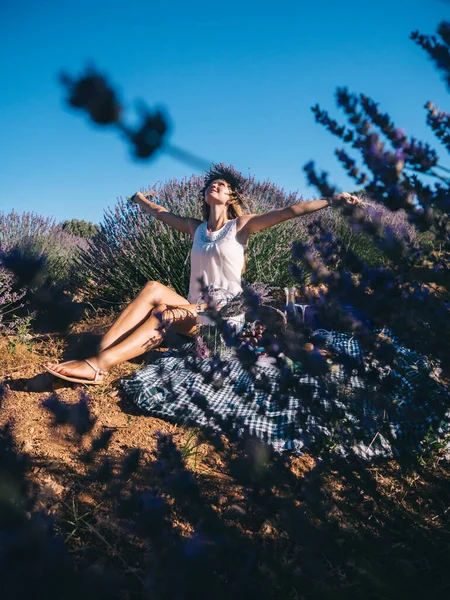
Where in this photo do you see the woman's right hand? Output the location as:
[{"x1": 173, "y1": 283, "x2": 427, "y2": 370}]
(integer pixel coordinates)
[
  {"x1": 130, "y1": 191, "x2": 150, "y2": 207},
  {"x1": 130, "y1": 191, "x2": 159, "y2": 213}
]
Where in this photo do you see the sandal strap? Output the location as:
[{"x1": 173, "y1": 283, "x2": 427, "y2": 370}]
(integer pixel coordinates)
[{"x1": 84, "y1": 359, "x2": 107, "y2": 382}]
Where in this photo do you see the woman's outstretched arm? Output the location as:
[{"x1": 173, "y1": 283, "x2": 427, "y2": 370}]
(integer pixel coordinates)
[
  {"x1": 131, "y1": 192, "x2": 202, "y2": 237},
  {"x1": 236, "y1": 193, "x2": 360, "y2": 238}
]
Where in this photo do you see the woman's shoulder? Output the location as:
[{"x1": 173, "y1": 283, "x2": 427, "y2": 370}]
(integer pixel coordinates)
[{"x1": 235, "y1": 214, "x2": 256, "y2": 232}]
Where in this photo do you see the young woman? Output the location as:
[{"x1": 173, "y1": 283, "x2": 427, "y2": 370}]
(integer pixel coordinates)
[{"x1": 44, "y1": 165, "x2": 359, "y2": 384}]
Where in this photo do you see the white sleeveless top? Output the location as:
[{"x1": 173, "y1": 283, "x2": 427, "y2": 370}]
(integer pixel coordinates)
[{"x1": 188, "y1": 219, "x2": 245, "y2": 303}]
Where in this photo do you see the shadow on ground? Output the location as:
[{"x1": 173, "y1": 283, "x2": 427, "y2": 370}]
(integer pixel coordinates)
[{"x1": 2, "y1": 403, "x2": 450, "y2": 600}]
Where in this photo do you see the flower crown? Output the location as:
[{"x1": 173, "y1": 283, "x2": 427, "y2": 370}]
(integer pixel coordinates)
[{"x1": 202, "y1": 163, "x2": 246, "y2": 196}]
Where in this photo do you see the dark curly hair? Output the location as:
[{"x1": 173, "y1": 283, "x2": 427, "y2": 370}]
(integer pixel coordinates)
[{"x1": 200, "y1": 163, "x2": 248, "y2": 221}]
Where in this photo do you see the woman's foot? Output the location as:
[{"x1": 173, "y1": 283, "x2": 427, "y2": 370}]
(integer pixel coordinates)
[{"x1": 44, "y1": 358, "x2": 108, "y2": 384}]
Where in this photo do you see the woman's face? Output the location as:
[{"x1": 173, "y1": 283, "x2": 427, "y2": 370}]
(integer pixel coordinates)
[{"x1": 204, "y1": 179, "x2": 231, "y2": 206}]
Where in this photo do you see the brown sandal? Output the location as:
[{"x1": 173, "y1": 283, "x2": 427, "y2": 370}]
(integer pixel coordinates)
[{"x1": 43, "y1": 359, "x2": 108, "y2": 386}]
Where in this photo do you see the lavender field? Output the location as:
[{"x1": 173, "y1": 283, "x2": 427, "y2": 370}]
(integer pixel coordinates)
[{"x1": 0, "y1": 17, "x2": 449, "y2": 600}]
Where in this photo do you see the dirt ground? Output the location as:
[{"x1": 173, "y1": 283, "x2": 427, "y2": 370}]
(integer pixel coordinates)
[
  {"x1": 0, "y1": 316, "x2": 259, "y2": 492},
  {"x1": 0, "y1": 318, "x2": 316, "y2": 582},
  {"x1": 2, "y1": 316, "x2": 450, "y2": 599}
]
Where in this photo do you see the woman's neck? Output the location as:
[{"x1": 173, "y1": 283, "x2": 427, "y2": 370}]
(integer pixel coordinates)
[{"x1": 207, "y1": 205, "x2": 229, "y2": 232}]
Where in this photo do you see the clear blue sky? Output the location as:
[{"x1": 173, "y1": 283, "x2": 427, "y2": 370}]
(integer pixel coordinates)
[{"x1": 1, "y1": 0, "x2": 449, "y2": 223}]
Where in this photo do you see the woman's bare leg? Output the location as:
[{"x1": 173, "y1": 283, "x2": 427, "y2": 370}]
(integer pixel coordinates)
[
  {"x1": 99, "y1": 281, "x2": 190, "y2": 352},
  {"x1": 45, "y1": 304, "x2": 198, "y2": 382}
]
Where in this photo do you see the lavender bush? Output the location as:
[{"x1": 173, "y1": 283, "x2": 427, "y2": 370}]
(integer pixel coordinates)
[
  {"x1": 0, "y1": 211, "x2": 88, "y2": 287},
  {"x1": 0, "y1": 211, "x2": 88, "y2": 331},
  {"x1": 301, "y1": 22, "x2": 450, "y2": 366},
  {"x1": 75, "y1": 179, "x2": 200, "y2": 304},
  {"x1": 0, "y1": 267, "x2": 27, "y2": 333}
]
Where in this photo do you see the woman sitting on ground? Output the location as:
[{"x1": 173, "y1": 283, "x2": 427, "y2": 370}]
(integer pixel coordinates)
[{"x1": 45, "y1": 165, "x2": 359, "y2": 384}]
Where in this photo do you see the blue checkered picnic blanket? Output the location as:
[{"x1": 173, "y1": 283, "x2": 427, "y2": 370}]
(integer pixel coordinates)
[{"x1": 120, "y1": 330, "x2": 449, "y2": 460}]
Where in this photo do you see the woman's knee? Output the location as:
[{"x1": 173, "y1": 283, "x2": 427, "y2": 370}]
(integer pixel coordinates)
[{"x1": 140, "y1": 280, "x2": 163, "y2": 303}]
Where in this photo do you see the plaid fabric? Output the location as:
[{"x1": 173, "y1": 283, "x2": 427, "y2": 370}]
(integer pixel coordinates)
[{"x1": 120, "y1": 330, "x2": 449, "y2": 460}]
